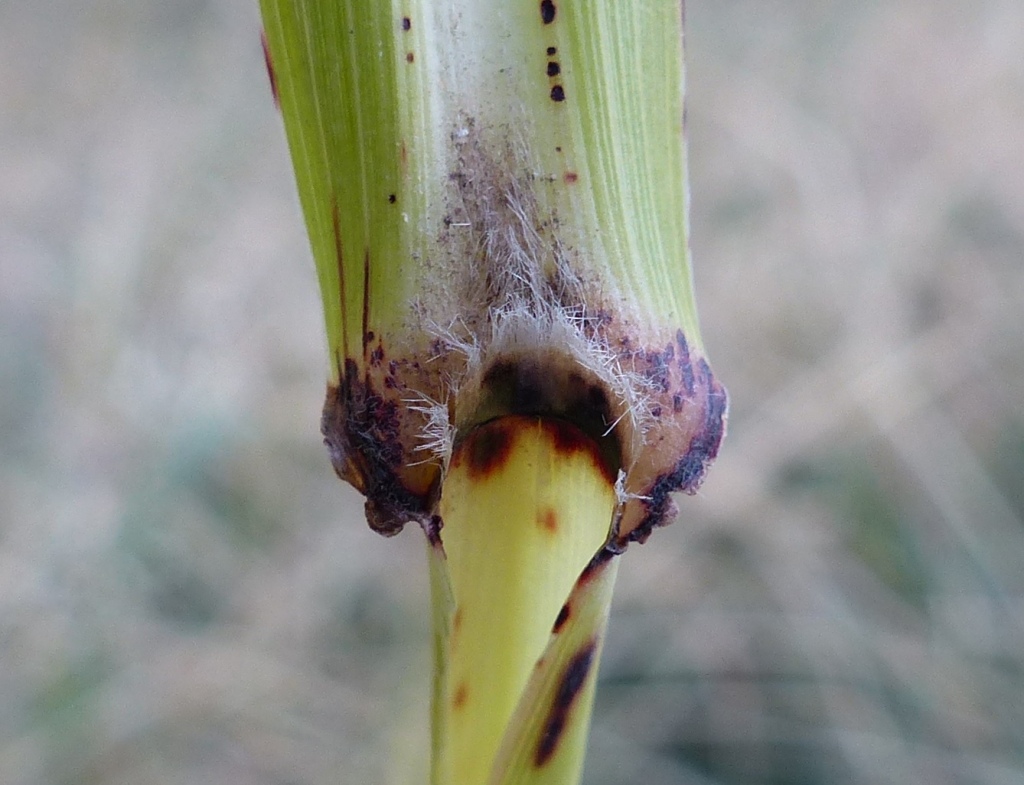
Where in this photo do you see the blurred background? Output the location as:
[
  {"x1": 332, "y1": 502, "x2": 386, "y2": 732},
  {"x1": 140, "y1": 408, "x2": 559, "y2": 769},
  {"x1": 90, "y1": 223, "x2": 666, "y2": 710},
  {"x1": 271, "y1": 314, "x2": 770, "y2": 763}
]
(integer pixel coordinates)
[{"x1": 2, "y1": 0, "x2": 1022, "y2": 783}]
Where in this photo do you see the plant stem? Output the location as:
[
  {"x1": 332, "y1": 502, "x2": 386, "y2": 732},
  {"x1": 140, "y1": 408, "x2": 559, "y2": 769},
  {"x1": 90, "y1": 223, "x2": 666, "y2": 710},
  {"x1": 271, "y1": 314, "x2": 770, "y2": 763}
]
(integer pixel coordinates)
[
  {"x1": 259, "y1": 1, "x2": 726, "y2": 782},
  {"x1": 431, "y1": 416, "x2": 617, "y2": 783}
]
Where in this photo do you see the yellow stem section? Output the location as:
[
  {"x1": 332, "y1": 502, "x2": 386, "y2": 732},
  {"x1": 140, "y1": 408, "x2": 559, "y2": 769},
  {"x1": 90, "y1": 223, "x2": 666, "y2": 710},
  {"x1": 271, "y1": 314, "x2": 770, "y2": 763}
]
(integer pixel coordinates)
[{"x1": 434, "y1": 415, "x2": 617, "y2": 785}]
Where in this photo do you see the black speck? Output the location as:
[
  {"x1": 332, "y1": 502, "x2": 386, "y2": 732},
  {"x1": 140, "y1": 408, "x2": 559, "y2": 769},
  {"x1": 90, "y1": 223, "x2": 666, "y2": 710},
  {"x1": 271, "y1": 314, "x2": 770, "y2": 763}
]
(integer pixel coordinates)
[
  {"x1": 547, "y1": 61, "x2": 560, "y2": 77},
  {"x1": 547, "y1": 46, "x2": 557, "y2": 56},
  {"x1": 540, "y1": 0, "x2": 556, "y2": 25},
  {"x1": 388, "y1": 194, "x2": 396, "y2": 204},
  {"x1": 550, "y1": 84, "x2": 565, "y2": 102},
  {"x1": 401, "y1": 17, "x2": 411, "y2": 31}
]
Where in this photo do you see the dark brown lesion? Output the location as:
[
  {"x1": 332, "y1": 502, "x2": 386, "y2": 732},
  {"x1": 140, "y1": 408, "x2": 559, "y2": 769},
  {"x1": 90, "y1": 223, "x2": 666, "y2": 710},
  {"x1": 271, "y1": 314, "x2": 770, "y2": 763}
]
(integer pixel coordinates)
[
  {"x1": 534, "y1": 639, "x2": 598, "y2": 767},
  {"x1": 624, "y1": 358, "x2": 727, "y2": 546},
  {"x1": 452, "y1": 681, "x2": 469, "y2": 710},
  {"x1": 474, "y1": 360, "x2": 621, "y2": 483},
  {"x1": 424, "y1": 514, "x2": 443, "y2": 547},
  {"x1": 321, "y1": 358, "x2": 441, "y2": 536},
  {"x1": 452, "y1": 414, "x2": 615, "y2": 491},
  {"x1": 260, "y1": 30, "x2": 279, "y2": 108},
  {"x1": 361, "y1": 248, "x2": 371, "y2": 359},
  {"x1": 537, "y1": 506, "x2": 559, "y2": 534},
  {"x1": 330, "y1": 200, "x2": 351, "y2": 358},
  {"x1": 464, "y1": 419, "x2": 516, "y2": 479},
  {"x1": 579, "y1": 545, "x2": 616, "y2": 583},
  {"x1": 452, "y1": 606, "x2": 464, "y2": 637},
  {"x1": 551, "y1": 602, "x2": 570, "y2": 633},
  {"x1": 676, "y1": 329, "x2": 695, "y2": 396},
  {"x1": 579, "y1": 321, "x2": 726, "y2": 546},
  {"x1": 546, "y1": 419, "x2": 612, "y2": 479}
]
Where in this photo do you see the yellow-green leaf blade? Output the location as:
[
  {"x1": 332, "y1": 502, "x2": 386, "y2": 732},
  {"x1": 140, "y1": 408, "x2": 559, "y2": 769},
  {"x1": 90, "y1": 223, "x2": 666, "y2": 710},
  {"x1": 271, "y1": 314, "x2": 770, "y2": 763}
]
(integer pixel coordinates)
[
  {"x1": 260, "y1": 1, "x2": 428, "y2": 377},
  {"x1": 490, "y1": 553, "x2": 619, "y2": 785},
  {"x1": 436, "y1": 416, "x2": 618, "y2": 785}
]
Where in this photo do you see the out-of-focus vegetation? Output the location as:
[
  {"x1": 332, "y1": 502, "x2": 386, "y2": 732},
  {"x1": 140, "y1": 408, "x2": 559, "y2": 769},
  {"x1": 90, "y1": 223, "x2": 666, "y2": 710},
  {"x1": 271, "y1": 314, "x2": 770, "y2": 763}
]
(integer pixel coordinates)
[{"x1": 1, "y1": 1, "x2": 1022, "y2": 783}]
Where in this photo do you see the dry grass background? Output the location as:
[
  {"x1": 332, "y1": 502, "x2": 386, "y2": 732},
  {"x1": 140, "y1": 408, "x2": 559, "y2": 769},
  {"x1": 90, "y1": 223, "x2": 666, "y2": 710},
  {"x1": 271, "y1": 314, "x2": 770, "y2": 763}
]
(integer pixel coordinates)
[{"x1": 2, "y1": 1, "x2": 1023, "y2": 783}]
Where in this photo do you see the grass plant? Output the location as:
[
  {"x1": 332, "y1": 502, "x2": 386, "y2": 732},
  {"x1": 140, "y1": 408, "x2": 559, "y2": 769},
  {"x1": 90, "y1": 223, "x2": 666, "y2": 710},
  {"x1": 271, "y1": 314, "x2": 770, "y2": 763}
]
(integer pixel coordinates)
[{"x1": 259, "y1": 2, "x2": 725, "y2": 782}]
